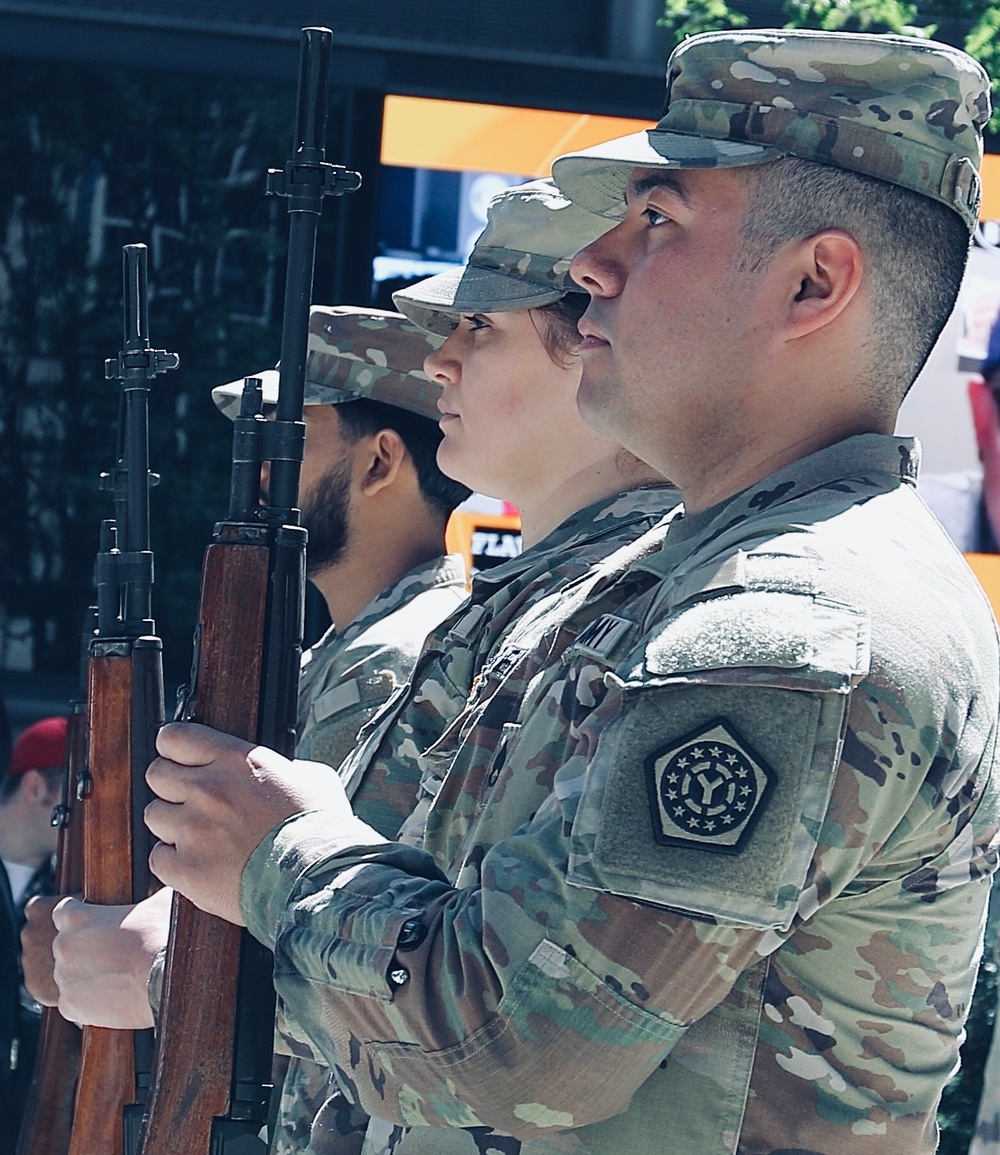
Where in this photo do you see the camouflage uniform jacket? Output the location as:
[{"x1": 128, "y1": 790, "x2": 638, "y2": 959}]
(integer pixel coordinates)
[
  {"x1": 295, "y1": 553, "x2": 468, "y2": 773},
  {"x1": 273, "y1": 552, "x2": 466, "y2": 1155},
  {"x1": 244, "y1": 435, "x2": 1000, "y2": 1155},
  {"x1": 271, "y1": 488, "x2": 678, "y2": 1153},
  {"x1": 337, "y1": 486, "x2": 679, "y2": 841}
]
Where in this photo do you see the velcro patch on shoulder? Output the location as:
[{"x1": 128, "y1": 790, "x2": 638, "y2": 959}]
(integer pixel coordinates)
[
  {"x1": 312, "y1": 678, "x2": 362, "y2": 722},
  {"x1": 637, "y1": 592, "x2": 870, "y2": 693},
  {"x1": 567, "y1": 680, "x2": 850, "y2": 930},
  {"x1": 445, "y1": 602, "x2": 489, "y2": 644},
  {"x1": 645, "y1": 719, "x2": 774, "y2": 853}
]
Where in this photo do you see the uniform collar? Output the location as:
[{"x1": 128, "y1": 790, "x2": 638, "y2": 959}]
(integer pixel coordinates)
[
  {"x1": 334, "y1": 552, "x2": 467, "y2": 647},
  {"x1": 470, "y1": 484, "x2": 680, "y2": 592},
  {"x1": 637, "y1": 434, "x2": 920, "y2": 580}
]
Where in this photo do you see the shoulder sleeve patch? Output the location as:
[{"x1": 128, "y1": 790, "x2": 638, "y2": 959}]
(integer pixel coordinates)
[
  {"x1": 645, "y1": 718, "x2": 775, "y2": 853},
  {"x1": 567, "y1": 681, "x2": 851, "y2": 931}
]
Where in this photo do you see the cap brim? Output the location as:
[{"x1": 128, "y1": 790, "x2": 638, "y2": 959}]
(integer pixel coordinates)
[
  {"x1": 211, "y1": 368, "x2": 280, "y2": 420},
  {"x1": 212, "y1": 368, "x2": 362, "y2": 421},
  {"x1": 212, "y1": 366, "x2": 443, "y2": 422},
  {"x1": 552, "y1": 129, "x2": 780, "y2": 216},
  {"x1": 394, "y1": 264, "x2": 565, "y2": 336}
]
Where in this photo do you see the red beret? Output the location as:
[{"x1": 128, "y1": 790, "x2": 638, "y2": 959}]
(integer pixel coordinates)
[{"x1": 10, "y1": 716, "x2": 68, "y2": 777}]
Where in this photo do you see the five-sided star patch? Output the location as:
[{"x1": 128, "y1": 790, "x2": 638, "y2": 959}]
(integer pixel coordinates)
[{"x1": 644, "y1": 719, "x2": 775, "y2": 854}]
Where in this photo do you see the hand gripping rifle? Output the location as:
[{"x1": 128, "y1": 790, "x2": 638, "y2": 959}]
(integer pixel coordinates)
[
  {"x1": 66, "y1": 243, "x2": 175, "y2": 1155},
  {"x1": 136, "y1": 28, "x2": 360, "y2": 1155},
  {"x1": 16, "y1": 611, "x2": 93, "y2": 1155}
]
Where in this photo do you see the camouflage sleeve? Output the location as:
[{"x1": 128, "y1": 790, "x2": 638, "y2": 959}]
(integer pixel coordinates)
[
  {"x1": 241, "y1": 577, "x2": 998, "y2": 1141},
  {"x1": 244, "y1": 811, "x2": 712, "y2": 1136},
  {"x1": 270, "y1": 1056, "x2": 367, "y2": 1155}
]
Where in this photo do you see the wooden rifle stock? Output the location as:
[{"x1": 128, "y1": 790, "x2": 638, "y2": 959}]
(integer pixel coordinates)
[
  {"x1": 137, "y1": 27, "x2": 360, "y2": 1155},
  {"x1": 16, "y1": 675, "x2": 89, "y2": 1155},
  {"x1": 64, "y1": 243, "x2": 175, "y2": 1155},
  {"x1": 69, "y1": 645, "x2": 163, "y2": 1155},
  {"x1": 138, "y1": 544, "x2": 271, "y2": 1153}
]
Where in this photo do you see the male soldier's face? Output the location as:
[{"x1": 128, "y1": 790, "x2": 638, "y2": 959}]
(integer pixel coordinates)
[
  {"x1": 270, "y1": 404, "x2": 353, "y2": 576},
  {"x1": 570, "y1": 165, "x2": 775, "y2": 487}
]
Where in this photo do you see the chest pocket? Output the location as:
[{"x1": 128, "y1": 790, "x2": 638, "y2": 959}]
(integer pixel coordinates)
[{"x1": 566, "y1": 586, "x2": 871, "y2": 931}]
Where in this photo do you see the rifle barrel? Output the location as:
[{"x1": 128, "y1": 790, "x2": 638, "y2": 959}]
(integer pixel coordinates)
[
  {"x1": 137, "y1": 25, "x2": 360, "y2": 1155},
  {"x1": 67, "y1": 244, "x2": 174, "y2": 1155}
]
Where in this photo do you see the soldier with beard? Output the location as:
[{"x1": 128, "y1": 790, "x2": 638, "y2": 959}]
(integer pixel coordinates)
[
  {"x1": 211, "y1": 305, "x2": 472, "y2": 770},
  {"x1": 21, "y1": 305, "x2": 471, "y2": 1030}
]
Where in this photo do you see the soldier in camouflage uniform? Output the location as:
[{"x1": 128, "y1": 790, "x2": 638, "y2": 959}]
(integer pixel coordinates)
[
  {"x1": 271, "y1": 180, "x2": 677, "y2": 1153},
  {"x1": 24, "y1": 305, "x2": 470, "y2": 1035},
  {"x1": 220, "y1": 305, "x2": 470, "y2": 1151},
  {"x1": 338, "y1": 178, "x2": 677, "y2": 840},
  {"x1": 140, "y1": 29, "x2": 1000, "y2": 1155},
  {"x1": 209, "y1": 304, "x2": 468, "y2": 776}
]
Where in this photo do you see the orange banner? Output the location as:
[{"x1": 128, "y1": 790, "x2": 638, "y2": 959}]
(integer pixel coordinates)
[
  {"x1": 382, "y1": 95, "x2": 652, "y2": 179},
  {"x1": 383, "y1": 94, "x2": 1000, "y2": 222},
  {"x1": 966, "y1": 552, "x2": 1000, "y2": 621}
]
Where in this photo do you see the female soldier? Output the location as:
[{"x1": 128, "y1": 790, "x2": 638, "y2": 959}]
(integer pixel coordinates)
[{"x1": 273, "y1": 178, "x2": 679, "y2": 1154}]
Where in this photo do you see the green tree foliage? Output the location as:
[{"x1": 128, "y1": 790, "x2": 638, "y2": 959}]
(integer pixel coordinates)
[
  {"x1": 784, "y1": 0, "x2": 920, "y2": 32},
  {"x1": 659, "y1": 0, "x2": 1000, "y2": 131},
  {"x1": 0, "y1": 61, "x2": 348, "y2": 679},
  {"x1": 967, "y1": 5, "x2": 1000, "y2": 131},
  {"x1": 661, "y1": 0, "x2": 748, "y2": 39}
]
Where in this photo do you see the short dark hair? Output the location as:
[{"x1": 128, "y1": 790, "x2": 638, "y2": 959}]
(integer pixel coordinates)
[
  {"x1": 532, "y1": 293, "x2": 589, "y2": 366},
  {"x1": 334, "y1": 398, "x2": 471, "y2": 519},
  {"x1": 737, "y1": 157, "x2": 970, "y2": 408}
]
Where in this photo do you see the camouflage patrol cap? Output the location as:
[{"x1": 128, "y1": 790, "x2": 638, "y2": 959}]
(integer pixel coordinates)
[
  {"x1": 392, "y1": 178, "x2": 611, "y2": 337},
  {"x1": 212, "y1": 305, "x2": 444, "y2": 421},
  {"x1": 552, "y1": 29, "x2": 991, "y2": 231}
]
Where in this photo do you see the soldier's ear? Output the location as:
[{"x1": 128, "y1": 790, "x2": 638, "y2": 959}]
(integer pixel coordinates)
[
  {"x1": 359, "y1": 429, "x2": 406, "y2": 496},
  {"x1": 784, "y1": 230, "x2": 863, "y2": 341},
  {"x1": 18, "y1": 769, "x2": 50, "y2": 805}
]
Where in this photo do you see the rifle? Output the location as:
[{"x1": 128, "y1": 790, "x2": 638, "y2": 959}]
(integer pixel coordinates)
[
  {"x1": 15, "y1": 611, "x2": 93, "y2": 1155},
  {"x1": 136, "y1": 28, "x2": 360, "y2": 1155},
  {"x1": 66, "y1": 243, "x2": 176, "y2": 1155}
]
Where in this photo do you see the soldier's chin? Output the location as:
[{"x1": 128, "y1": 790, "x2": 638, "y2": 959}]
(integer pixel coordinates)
[{"x1": 576, "y1": 372, "x2": 617, "y2": 438}]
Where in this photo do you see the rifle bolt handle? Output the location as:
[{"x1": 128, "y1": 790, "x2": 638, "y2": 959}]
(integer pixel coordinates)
[{"x1": 75, "y1": 770, "x2": 92, "y2": 801}]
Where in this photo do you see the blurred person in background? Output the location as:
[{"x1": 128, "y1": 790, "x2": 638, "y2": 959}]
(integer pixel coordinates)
[
  {"x1": 917, "y1": 307, "x2": 1000, "y2": 1155},
  {"x1": 0, "y1": 716, "x2": 63, "y2": 1152},
  {"x1": 920, "y1": 309, "x2": 1000, "y2": 552},
  {"x1": 924, "y1": 308, "x2": 1000, "y2": 1155}
]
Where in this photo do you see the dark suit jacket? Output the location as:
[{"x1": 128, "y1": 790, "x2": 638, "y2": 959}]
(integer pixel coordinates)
[{"x1": 0, "y1": 858, "x2": 54, "y2": 1154}]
